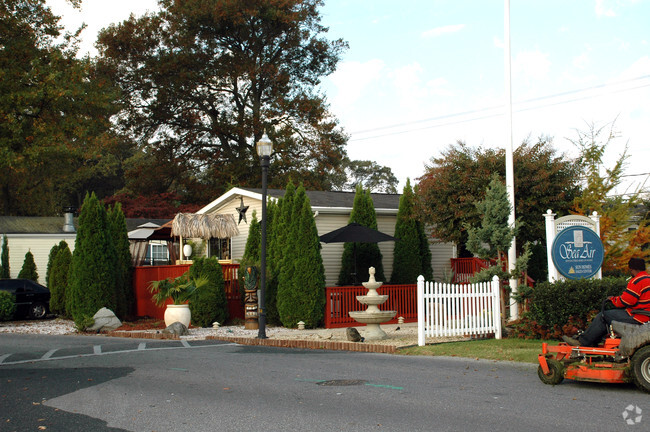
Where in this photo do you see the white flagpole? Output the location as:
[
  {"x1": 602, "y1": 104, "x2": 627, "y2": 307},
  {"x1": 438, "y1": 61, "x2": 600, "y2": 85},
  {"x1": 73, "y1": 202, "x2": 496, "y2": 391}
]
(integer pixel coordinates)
[{"x1": 504, "y1": 0, "x2": 518, "y2": 320}]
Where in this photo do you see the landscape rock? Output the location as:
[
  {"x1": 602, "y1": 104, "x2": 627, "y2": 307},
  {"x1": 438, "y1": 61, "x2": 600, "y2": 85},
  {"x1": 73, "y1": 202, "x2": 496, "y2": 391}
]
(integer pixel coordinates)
[
  {"x1": 163, "y1": 321, "x2": 189, "y2": 336},
  {"x1": 87, "y1": 308, "x2": 122, "y2": 332},
  {"x1": 346, "y1": 327, "x2": 364, "y2": 342}
]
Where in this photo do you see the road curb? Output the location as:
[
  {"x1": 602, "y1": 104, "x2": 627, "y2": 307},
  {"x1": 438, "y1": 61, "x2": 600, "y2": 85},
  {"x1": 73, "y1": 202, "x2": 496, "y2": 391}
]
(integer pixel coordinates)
[{"x1": 205, "y1": 335, "x2": 396, "y2": 353}]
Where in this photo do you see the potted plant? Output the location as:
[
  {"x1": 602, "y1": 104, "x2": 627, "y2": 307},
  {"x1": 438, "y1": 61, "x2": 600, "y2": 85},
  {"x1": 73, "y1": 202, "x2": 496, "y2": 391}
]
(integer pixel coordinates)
[{"x1": 148, "y1": 273, "x2": 208, "y2": 327}]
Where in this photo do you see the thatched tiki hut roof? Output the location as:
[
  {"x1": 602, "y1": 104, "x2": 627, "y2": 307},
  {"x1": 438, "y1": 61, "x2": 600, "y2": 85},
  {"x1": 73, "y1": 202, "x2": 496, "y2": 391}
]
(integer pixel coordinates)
[{"x1": 171, "y1": 213, "x2": 240, "y2": 239}]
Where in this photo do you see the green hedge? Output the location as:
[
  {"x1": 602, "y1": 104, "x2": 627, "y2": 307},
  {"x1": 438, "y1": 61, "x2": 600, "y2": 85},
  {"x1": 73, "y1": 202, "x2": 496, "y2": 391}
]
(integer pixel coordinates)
[
  {"x1": 188, "y1": 257, "x2": 228, "y2": 327},
  {"x1": 512, "y1": 276, "x2": 628, "y2": 339}
]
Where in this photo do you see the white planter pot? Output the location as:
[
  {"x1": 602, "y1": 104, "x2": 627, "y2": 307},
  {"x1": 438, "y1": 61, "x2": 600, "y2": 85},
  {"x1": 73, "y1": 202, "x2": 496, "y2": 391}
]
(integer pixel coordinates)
[{"x1": 164, "y1": 304, "x2": 191, "y2": 327}]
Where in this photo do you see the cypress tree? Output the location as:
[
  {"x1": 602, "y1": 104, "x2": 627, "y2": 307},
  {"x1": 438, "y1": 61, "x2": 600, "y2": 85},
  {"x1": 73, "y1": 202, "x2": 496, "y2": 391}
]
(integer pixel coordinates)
[
  {"x1": 277, "y1": 186, "x2": 325, "y2": 328},
  {"x1": 18, "y1": 251, "x2": 38, "y2": 281},
  {"x1": 45, "y1": 242, "x2": 62, "y2": 288},
  {"x1": 49, "y1": 242, "x2": 72, "y2": 316},
  {"x1": 264, "y1": 200, "x2": 281, "y2": 325},
  {"x1": 67, "y1": 192, "x2": 118, "y2": 328},
  {"x1": 1, "y1": 235, "x2": 9, "y2": 278},
  {"x1": 108, "y1": 203, "x2": 132, "y2": 318},
  {"x1": 391, "y1": 179, "x2": 424, "y2": 284},
  {"x1": 242, "y1": 210, "x2": 261, "y2": 263},
  {"x1": 338, "y1": 185, "x2": 385, "y2": 285},
  {"x1": 188, "y1": 257, "x2": 228, "y2": 326}
]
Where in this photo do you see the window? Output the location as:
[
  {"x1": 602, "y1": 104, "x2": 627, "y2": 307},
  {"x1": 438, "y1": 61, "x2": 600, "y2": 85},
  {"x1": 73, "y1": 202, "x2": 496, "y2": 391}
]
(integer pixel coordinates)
[
  {"x1": 209, "y1": 238, "x2": 231, "y2": 260},
  {"x1": 144, "y1": 241, "x2": 169, "y2": 265}
]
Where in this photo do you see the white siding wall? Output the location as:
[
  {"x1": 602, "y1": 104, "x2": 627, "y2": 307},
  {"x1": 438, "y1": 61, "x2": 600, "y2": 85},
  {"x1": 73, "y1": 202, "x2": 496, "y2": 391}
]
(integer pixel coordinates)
[
  {"x1": 204, "y1": 195, "x2": 456, "y2": 286},
  {"x1": 2, "y1": 234, "x2": 76, "y2": 285}
]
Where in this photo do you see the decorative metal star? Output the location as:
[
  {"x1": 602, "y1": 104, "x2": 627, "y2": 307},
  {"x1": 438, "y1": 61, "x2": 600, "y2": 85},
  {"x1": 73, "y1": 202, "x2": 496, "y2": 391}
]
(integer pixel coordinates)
[{"x1": 236, "y1": 197, "x2": 249, "y2": 224}]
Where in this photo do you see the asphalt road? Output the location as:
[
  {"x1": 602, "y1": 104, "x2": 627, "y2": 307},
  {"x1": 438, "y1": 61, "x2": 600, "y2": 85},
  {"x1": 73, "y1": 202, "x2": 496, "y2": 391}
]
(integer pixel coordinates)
[{"x1": 1, "y1": 334, "x2": 648, "y2": 431}]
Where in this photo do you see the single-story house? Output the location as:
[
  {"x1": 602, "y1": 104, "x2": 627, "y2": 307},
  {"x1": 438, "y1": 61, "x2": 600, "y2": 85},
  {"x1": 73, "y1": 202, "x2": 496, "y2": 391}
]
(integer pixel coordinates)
[
  {"x1": 0, "y1": 211, "x2": 171, "y2": 284},
  {"x1": 195, "y1": 187, "x2": 456, "y2": 286}
]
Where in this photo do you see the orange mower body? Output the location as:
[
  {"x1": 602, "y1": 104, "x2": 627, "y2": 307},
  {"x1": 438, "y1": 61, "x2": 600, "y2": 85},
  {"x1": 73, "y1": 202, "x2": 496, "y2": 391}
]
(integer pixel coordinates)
[{"x1": 537, "y1": 322, "x2": 650, "y2": 393}]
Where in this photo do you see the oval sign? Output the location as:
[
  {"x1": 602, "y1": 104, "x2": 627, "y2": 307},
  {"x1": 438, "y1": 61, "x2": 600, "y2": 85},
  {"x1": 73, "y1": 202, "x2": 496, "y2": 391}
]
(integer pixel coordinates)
[{"x1": 551, "y1": 225, "x2": 604, "y2": 280}]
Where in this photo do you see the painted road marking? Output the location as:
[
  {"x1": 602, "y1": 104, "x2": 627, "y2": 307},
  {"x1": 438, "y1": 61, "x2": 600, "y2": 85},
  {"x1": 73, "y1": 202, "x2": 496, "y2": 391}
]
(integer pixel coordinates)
[
  {"x1": 41, "y1": 349, "x2": 58, "y2": 360},
  {"x1": 0, "y1": 341, "x2": 239, "y2": 366}
]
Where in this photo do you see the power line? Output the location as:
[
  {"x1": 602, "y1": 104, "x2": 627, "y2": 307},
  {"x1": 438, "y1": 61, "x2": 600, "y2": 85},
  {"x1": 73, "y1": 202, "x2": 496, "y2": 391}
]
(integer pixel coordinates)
[{"x1": 348, "y1": 74, "x2": 650, "y2": 142}]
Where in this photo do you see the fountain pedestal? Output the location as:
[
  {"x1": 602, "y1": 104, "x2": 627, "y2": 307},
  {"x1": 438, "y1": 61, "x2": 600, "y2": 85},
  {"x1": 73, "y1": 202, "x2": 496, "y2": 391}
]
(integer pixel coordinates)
[{"x1": 348, "y1": 267, "x2": 396, "y2": 341}]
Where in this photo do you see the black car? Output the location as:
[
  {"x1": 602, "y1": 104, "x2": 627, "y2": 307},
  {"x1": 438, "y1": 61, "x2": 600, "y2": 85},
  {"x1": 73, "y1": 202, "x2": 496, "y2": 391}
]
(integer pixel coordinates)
[{"x1": 0, "y1": 279, "x2": 50, "y2": 319}]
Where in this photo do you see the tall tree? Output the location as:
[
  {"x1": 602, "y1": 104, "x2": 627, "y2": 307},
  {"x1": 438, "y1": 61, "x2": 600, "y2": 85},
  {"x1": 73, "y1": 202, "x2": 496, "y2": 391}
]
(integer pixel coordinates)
[
  {"x1": 391, "y1": 179, "x2": 433, "y2": 283},
  {"x1": 330, "y1": 158, "x2": 399, "y2": 193},
  {"x1": 0, "y1": 0, "x2": 124, "y2": 215},
  {"x1": 67, "y1": 192, "x2": 118, "y2": 328},
  {"x1": 97, "y1": 0, "x2": 349, "y2": 198},
  {"x1": 571, "y1": 121, "x2": 650, "y2": 274},
  {"x1": 276, "y1": 184, "x2": 325, "y2": 327},
  {"x1": 49, "y1": 241, "x2": 72, "y2": 316},
  {"x1": 45, "y1": 242, "x2": 63, "y2": 288},
  {"x1": 0, "y1": 235, "x2": 8, "y2": 278},
  {"x1": 338, "y1": 185, "x2": 385, "y2": 285},
  {"x1": 418, "y1": 138, "x2": 581, "y2": 249},
  {"x1": 108, "y1": 202, "x2": 132, "y2": 318}
]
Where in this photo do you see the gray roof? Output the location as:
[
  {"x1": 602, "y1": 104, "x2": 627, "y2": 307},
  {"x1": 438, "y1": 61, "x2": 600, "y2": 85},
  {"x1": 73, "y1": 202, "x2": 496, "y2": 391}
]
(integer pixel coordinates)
[
  {"x1": 0, "y1": 216, "x2": 171, "y2": 235},
  {"x1": 242, "y1": 188, "x2": 401, "y2": 209}
]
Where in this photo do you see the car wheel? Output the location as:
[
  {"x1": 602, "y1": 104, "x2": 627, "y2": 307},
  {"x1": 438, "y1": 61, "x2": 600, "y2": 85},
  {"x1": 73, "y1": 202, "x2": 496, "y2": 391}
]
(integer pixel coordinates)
[
  {"x1": 631, "y1": 345, "x2": 650, "y2": 393},
  {"x1": 29, "y1": 302, "x2": 47, "y2": 319}
]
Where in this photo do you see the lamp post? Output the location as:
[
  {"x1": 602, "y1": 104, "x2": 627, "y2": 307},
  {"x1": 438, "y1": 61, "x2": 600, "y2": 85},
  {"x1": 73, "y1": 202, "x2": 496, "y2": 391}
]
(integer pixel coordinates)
[{"x1": 256, "y1": 132, "x2": 273, "y2": 339}]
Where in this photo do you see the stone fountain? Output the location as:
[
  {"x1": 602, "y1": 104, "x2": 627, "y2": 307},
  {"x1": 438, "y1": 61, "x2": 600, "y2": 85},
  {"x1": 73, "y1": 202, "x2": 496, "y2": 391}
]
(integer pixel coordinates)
[{"x1": 348, "y1": 267, "x2": 397, "y2": 341}]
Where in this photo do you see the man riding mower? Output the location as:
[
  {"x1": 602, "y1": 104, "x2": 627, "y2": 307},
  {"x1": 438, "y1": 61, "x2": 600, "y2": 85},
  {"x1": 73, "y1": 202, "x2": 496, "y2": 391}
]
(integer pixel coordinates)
[{"x1": 538, "y1": 257, "x2": 650, "y2": 392}]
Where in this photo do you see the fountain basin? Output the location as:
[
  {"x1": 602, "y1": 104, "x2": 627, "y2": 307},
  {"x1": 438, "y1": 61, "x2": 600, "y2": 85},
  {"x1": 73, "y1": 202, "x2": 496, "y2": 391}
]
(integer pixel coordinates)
[
  {"x1": 348, "y1": 310, "x2": 397, "y2": 324},
  {"x1": 355, "y1": 295, "x2": 388, "y2": 306}
]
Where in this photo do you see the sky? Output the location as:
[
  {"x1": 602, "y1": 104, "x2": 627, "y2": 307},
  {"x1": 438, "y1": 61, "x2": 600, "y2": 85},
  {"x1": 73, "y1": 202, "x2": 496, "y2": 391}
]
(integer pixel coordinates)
[{"x1": 47, "y1": 0, "x2": 650, "y2": 198}]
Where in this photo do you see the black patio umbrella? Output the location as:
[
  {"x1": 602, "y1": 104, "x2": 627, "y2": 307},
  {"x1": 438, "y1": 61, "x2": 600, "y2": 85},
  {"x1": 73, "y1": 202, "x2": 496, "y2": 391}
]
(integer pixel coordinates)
[
  {"x1": 319, "y1": 223, "x2": 397, "y2": 244},
  {"x1": 319, "y1": 223, "x2": 398, "y2": 284}
]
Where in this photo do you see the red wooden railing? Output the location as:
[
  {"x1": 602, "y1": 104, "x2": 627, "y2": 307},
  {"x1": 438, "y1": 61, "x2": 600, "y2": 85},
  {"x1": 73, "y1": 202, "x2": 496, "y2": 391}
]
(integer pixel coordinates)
[
  {"x1": 132, "y1": 263, "x2": 243, "y2": 322},
  {"x1": 324, "y1": 284, "x2": 417, "y2": 328}
]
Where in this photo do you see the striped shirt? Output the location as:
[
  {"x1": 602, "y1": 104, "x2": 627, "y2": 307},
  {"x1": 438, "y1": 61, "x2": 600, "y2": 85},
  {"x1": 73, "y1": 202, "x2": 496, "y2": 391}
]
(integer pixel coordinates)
[{"x1": 611, "y1": 270, "x2": 650, "y2": 323}]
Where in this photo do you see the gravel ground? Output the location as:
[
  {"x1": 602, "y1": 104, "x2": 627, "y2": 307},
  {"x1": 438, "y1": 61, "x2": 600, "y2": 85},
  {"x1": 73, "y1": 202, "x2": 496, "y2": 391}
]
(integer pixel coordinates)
[{"x1": 0, "y1": 318, "x2": 461, "y2": 346}]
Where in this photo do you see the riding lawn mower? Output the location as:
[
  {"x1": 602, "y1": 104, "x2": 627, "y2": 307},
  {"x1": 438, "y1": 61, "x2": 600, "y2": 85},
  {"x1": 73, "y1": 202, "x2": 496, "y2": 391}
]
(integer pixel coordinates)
[{"x1": 537, "y1": 321, "x2": 650, "y2": 392}]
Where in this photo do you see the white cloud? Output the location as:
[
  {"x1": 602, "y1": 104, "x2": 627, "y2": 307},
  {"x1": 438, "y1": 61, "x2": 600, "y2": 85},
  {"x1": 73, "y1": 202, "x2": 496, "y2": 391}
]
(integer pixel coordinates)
[
  {"x1": 512, "y1": 50, "x2": 551, "y2": 82},
  {"x1": 327, "y1": 59, "x2": 385, "y2": 111},
  {"x1": 595, "y1": 0, "x2": 617, "y2": 17},
  {"x1": 421, "y1": 24, "x2": 465, "y2": 38}
]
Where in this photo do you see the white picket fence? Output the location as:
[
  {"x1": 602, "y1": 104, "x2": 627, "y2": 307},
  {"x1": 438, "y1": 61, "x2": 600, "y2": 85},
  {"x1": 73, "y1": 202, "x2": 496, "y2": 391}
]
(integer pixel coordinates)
[{"x1": 417, "y1": 275, "x2": 502, "y2": 346}]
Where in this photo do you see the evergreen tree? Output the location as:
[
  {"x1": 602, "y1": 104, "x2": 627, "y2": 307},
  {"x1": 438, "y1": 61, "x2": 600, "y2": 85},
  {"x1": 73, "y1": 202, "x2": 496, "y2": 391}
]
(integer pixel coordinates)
[
  {"x1": 266, "y1": 182, "x2": 295, "y2": 325},
  {"x1": 391, "y1": 179, "x2": 431, "y2": 284},
  {"x1": 338, "y1": 185, "x2": 385, "y2": 285},
  {"x1": 67, "y1": 192, "x2": 118, "y2": 329},
  {"x1": 108, "y1": 203, "x2": 133, "y2": 318},
  {"x1": 45, "y1": 242, "x2": 63, "y2": 288},
  {"x1": 49, "y1": 242, "x2": 72, "y2": 316},
  {"x1": 18, "y1": 251, "x2": 38, "y2": 281},
  {"x1": 417, "y1": 219, "x2": 434, "y2": 281},
  {"x1": 188, "y1": 257, "x2": 228, "y2": 326},
  {"x1": 242, "y1": 210, "x2": 261, "y2": 263},
  {"x1": 264, "y1": 200, "x2": 281, "y2": 325},
  {"x1": 276, "y1": 186, "x2": 325, "y2": 327},
  {"x1": 465, "y1": 174, "x2": 515, "y2": 262},
  {"x1": 1, "y1": 235, "x2": 9, "y2": 278}
]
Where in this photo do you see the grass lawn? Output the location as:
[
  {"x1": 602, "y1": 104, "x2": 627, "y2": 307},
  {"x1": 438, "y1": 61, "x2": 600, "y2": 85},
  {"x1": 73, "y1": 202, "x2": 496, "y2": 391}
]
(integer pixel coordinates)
[{"x1": 398, "y1": 338, "x2": 555, "y2": 363}]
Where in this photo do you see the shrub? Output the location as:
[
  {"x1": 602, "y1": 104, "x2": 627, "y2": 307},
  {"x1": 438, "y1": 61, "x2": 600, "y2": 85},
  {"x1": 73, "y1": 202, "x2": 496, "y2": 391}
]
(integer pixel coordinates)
[
  {"x1": 0, "y1": 291, "x2": 16, "y2": 321},
  {"x1": 18, "y1": 250, "x2": 38, "y2": 281},
  {"x1": 188, "y1": 257, "x2": 228, "y2": 327}
]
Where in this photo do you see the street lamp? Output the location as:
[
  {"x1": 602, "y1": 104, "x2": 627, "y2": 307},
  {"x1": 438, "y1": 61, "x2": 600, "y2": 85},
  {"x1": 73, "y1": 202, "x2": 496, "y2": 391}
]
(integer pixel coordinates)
[{"x1": 256, "y1": 132, "x2": 273, "y2": 339}]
